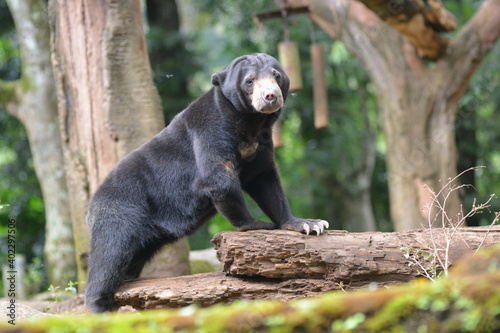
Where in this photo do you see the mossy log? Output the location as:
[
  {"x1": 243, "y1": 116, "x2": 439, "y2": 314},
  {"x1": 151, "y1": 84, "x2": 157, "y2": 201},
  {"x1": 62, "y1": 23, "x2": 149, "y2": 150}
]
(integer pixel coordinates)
[{"x1": 4, "y1": 245, "x2": 500, "y2": 333}]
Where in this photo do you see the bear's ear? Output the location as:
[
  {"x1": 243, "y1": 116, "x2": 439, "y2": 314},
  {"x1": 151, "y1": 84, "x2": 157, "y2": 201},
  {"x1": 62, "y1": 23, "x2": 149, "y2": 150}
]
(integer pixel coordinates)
[{"x1": 211, "y1": 70, "x2": 227, "y2": 86}]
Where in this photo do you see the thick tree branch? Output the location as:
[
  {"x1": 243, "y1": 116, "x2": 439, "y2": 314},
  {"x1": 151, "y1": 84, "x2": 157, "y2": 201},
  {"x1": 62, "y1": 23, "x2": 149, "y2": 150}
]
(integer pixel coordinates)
[
  {"x1": 356, "y1": 0, "x2": 455, "y2": 59},
  {"x1": 287, "y1": 0, "x2": 419, "y2": 95},
  {"x1": 289, "y1": 0, "x2": 455, "y2": 60},
  {"x1": 434, "y1": 0, "x2": 500, "y2": 106},
  {"x1": 356, "y1": 0, "x2": 456, "y2": 32}
]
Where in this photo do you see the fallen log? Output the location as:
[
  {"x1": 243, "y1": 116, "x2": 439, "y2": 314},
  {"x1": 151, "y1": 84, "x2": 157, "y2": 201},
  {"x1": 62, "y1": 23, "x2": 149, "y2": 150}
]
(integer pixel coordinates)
[
  {"x1": 213, "y1": 227, "x2": 500, "y2": 283},
  {"x1": 115, "y1": 272, "x2": 345, "y2": 310},
  {"x1": 12, "y1": 245, "x2": 499, "y2": 332},
  {"x1": 114, "y1": 226, "x2": 500, "y2": 310}
]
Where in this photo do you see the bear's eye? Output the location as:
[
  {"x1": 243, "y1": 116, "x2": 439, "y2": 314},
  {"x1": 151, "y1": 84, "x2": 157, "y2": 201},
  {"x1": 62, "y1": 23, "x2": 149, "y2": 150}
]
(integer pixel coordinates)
[
  {"x1": 245, "y1": 77, "x2": 254, "y2": 86},
  {"x1": 272, "y1": 70, "x2": 281, "y2": 81}
]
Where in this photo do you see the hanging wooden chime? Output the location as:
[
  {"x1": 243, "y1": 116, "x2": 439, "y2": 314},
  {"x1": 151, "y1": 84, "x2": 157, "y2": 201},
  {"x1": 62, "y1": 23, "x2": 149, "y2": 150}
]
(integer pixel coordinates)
[
  {"x1": 278, "y1": 41, "x2": 303, "y2": 91},
  {"x1": 274, "y1": 41, "x2": 303, "y2": 148},
  {"x1": 272, "y1": 1, "x2": 303, "y2": 148},
  {"x1": 311, "y1": 43, "x2": 329, "y2": 129},
  {"x1": 256, "y1": 3, "x2": 329, "y2": 145},
  {"x1": 272, "y1": 120, "x2": 283, "y2": 148}
]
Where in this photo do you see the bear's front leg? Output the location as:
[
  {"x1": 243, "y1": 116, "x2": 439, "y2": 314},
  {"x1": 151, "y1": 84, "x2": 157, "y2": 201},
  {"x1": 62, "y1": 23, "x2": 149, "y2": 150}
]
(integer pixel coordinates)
[
  {"x1": 244, "y1": 163, "x2": 329, "y2": 236},
  {"x1": 211, "y1": 185, "x2": 277, "y2": 231}
]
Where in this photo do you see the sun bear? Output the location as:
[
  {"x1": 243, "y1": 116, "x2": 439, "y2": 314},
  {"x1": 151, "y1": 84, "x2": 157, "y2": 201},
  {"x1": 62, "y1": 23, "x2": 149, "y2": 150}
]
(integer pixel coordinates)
[{"x1": 85, "y1": 53, "x2": 329, "y2": 312}]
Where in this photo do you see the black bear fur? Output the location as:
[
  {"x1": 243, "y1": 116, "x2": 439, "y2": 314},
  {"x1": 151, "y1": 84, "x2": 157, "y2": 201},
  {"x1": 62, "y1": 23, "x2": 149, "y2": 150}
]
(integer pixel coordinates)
[{"x1": 85, "y1": 53, "x2": 328, "y2": 312}]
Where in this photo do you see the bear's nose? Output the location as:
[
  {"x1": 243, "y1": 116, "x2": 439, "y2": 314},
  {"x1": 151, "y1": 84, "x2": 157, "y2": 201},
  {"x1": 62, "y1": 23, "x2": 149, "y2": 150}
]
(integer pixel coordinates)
[{"x1": 262, "y1": 90, "x2": 277, "y2": 102}]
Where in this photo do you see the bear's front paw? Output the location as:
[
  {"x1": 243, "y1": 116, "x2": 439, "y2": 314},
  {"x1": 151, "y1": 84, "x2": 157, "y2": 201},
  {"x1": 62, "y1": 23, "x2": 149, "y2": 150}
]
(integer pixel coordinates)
[{"x1": 281, "y1": 218, "x2": 329, "y2": 236}]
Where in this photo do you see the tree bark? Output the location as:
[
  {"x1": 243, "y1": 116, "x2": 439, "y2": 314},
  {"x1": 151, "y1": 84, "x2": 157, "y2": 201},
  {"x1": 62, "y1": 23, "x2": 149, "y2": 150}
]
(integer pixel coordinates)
[
  {"x1": 48, "y1": 0, "x2": 190, "y2": 283},
  {"x1": 289, "y1": 0, "x2": 500, "y2": 230},
  {"x1": 356, "y1": 0, "x2": 456, "y2": 59},
  {"x1": 3, "y1": 0, "x2": 76, "y2": 286},
  {"x1": 115, "y1": 272, "x2": 344, "y2": 309},
  {"x1": 114, "y1": 227, "x2": 500, "y2": 309},
  {"x1": 213, "y1": 228, "x2": 500, "y2": 281}
]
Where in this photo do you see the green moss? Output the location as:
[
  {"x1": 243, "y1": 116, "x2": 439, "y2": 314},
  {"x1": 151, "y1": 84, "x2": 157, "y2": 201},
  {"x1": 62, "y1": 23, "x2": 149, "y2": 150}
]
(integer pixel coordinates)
[
  {"x1": 189, "y1": 259, "x2": 220, "y2": 274},
  {"x1": 19, "y1": 69, "x2": 31, "y2": 93},
  {"x1": 0, "y1": 79, "x2": 18, "y2": 106}
]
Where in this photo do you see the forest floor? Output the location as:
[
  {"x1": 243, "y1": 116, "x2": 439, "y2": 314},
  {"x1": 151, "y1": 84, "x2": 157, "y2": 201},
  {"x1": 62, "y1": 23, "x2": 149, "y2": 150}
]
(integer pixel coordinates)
[{"x1": 0, "y1": 295, "x2": 87, "y2": 322}]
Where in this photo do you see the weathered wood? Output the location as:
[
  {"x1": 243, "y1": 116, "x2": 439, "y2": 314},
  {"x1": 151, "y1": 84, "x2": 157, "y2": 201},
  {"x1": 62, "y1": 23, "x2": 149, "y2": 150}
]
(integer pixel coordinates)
[
  {"x1": 114, "y1": 227, "x2": 500, "y2": 310},
  {"x1": 311, "y1": 43, "x2": 329, "y2": 129},
  {"x1": 213, "y1": 228, "x2": 500, "y2": 282},
  {"x1": 114, "y1": 272, "x2": 345, "y2": 310},
  {"x1": 278, "y1": 41, "x2": 303, "y2": 91}
]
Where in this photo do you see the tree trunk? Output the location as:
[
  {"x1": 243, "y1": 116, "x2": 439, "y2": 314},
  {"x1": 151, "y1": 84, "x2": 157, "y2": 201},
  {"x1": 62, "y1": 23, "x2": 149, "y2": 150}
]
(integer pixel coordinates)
[
  {"x1": 2, "y1": 0, "x2": 76, "y2": 286},
  {"x1": 114, "y1": 227, "x2": 500, "y2": 309},
  {"x1": 48, "y1": 0, "x2": 190, "y2": 283},
  {"x1": 289, "y1": 0, "x2": 500, "y2": 230}
]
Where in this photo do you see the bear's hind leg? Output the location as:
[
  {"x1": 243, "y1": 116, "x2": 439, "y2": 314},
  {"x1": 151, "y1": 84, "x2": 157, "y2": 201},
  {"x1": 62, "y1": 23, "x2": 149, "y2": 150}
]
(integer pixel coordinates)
[
  {"x1": 85, "y1": 248, "x2": 128, "y2": 312},
  {"x1": 124, "y1": 246, "x2": 161, "y2": 280},
  {"x1": 85, "y1": 227, "x2": 170, "y2": 312}
]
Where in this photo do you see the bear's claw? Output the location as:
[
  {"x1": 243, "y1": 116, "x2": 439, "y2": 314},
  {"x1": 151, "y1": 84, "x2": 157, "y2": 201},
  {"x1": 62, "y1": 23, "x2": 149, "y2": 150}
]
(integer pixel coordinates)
[{"x1": 282, "y1": 219, "x2": 329, "y2": 235}]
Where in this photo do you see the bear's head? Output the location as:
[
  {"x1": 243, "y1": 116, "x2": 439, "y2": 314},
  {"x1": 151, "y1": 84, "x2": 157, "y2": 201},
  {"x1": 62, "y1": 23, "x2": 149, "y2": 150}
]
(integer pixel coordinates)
[{"x1": 211, "y1": 53, "x2": 290, "y2": 114}]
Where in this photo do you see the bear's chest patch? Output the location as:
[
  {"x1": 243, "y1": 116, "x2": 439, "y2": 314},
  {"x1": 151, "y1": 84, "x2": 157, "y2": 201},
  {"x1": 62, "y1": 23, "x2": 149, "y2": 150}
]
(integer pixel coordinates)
[{"x1": 238, "y1": 141, "x2": 259, "y2": 160}]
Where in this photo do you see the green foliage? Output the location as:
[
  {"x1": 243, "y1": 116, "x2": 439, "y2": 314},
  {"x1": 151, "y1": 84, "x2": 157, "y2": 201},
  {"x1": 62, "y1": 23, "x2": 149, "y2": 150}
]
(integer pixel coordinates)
[
  {"x1": 147, "y1": 25, "x2": 199, "y2": 121},
  {"x1": 65, "y1": 281, "x2": 81, "y2": 295},
  {"x1": 189, "y1": 259, "x2": 219, "y2": 275},
  {"x1": 456, "y1": 42, "x2": 500, "y2": 226},
  {"x1": 24, "y1": 257, "x2": 45, "y2": 296},
  {"x1": 0, "y1": 37, "x2": 18, "y2": 70},
  {"x1": 0, "y1": 2, "x2": 45, "y2": 281},
  {"x1": 0, "y1": 111, "x2": 46, "y2": 262},
  {"x1": 47, "y1": 281, "x2": 82, "y2": 303},
  {"x1": 48, "y1": 284, "x2": 62, "y2": 303}
]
